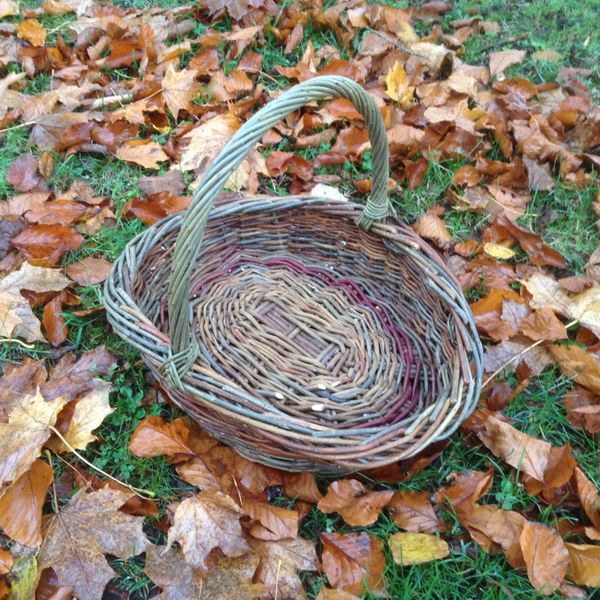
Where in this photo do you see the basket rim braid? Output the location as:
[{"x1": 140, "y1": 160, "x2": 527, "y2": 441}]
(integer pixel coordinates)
[{"x1": 104, "y1": 75, "x2": 483, "y2": 473}]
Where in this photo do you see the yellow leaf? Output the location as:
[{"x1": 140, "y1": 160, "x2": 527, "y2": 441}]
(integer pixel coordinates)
[
  {"x1": 388, "y1": 532, "x2": 449, "y2": 565},
  {"x1": 16, "y1": 18, "x2": 47, "y2": 47},
  {"x1": 385, "y1": 62, "x2": 414, "y2": 107},
  {"x1": 115, "y1": 140, "x2": 168, "y2": 170},
  {"x1": 484, "y1": 242, "x2": 516, "y2": 260}
]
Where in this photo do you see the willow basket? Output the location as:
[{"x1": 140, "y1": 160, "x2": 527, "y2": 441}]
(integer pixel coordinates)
[{"x1": 104, "y1": 76, "x2": 483, "y2": 474}]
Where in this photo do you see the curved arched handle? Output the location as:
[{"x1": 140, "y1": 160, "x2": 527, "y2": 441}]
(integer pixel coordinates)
[{"x1": 163, "y1": 75, "x2": 390, "y2": 386}]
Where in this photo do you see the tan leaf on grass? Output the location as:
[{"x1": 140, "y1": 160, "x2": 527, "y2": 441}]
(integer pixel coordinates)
[
  {"x1": 484, "y1": 339, "x2": 552, "y2": 377},
  {"x1": 243, "y1": 500, "x2": 299, "y2": 541},
  {"x1": 320, "y1": 532, "x2": 385, "y2": 595},
  {"x1": 47, "y1": 383, "x2": 114, "y2": 452},
  {"x1": 520, "y1": 522, "x2": 569, "y2": 594},
  {"x1": 478, "y1": 415, "x2": 576, "y2": 487},
  {"x1": 128, "y1": 415, "x2": 195, "y2": 457},
  {"x1": 388, "y1": 532, "x2": 449, "y2": 565},
  {"x1": 0, "y1": 290, "x2": 45, "y2": 342},
  {"x1": 317, "y1": 479, "x2": 394, "y2": 526},
  {"x1": 16, "y1": 19, "x2": 47, "y2": 47},
  {"x1": 387, "y1": 490, "x2": 440, "y2": 533},
  {"x1": 385, "y1": 61, "x2": 415, "y2": 107},
  {"x1": 66, "y1": 257, "x2": 113, "y2": 286},
  {"x1": 489, "y1": 49, "x2": 526, "y2": 78},
  {"x1": 39, "y1": 488, "x2": 148, "y2": 600},
  {"x1": 572, "y1": 467, "x2": 600, "y2": 530},
  {"x1": 433, "y1": 469, "x2": 494, "y2": 509},
  {"x1": 0, "y1": 459, "x2": 52, "y2": 547},
  {"x1": 550, "y1": 344, "x2": 600, "y2": 394},
  {"x1": 283, "y1": 471, "x2": 323, "y2": 503},
  {"x1": 144, "y1": 543, "x2": 204, "y2": 600},
  {"x1": 166, "y1": 491, "x2": 250, "y2": 570},
  {"x1": 522, "y1": 273, "x2": 600, "y2": 337},
  {"x1": 162, "y1": 63, "x2": 200, "y2": 117},
  {"x1": 0, "y1": 390, "x2": 66, "y2": 492},
  {"x1": 176, "y1": 457, "x2": 221, "y2": 491},
  {"x1": 565, "y1": 543, "x2": 600, "y2": 587},
  {"x1": 0, "y1": 263, "x2": 71, "y2": 294},
  {"x1": 115, "y1": 140, "x2": 168, "y2": 170},
  {"x1": 414, "y1": 206, "x2": 452, "y2": 249}
]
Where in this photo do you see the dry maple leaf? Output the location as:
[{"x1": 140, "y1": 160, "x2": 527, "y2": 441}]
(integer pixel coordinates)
[
  {"x1": 565, "y1": 543, "x2": 600, "y2": 587},
  {"x1": 0, "y1": 459, "x2": 52, "y2": 547},
  {"x1": 46, "y1": 382, "x2": 114, "y2": 452},
  {"x1": 489, "y1": 49, "x2": 526, "y2": 78},
  {"x1": 478, "y1": 415, "x2": 576, "y2": 487},
  {"x1": 166, "y1": 490, "x2": 250, "y2": 570},
  {"x1": 387, "y1": 490, "x2": 440, "y2": 533},
  {"x1": 484, "y1": 339, "x2": 552, "y2": 377},
  {"x1": 385, "y1": 61, "x2": 415, "y2": 107},
  {"x1": 522, "y1": 273, "x2": 600, "y2": 338},
  {"x1": 520, "y1": 522, "x2": 569, "y2": 594},
  {"x1": 317, "y1": 479, "x2": 394, "y2": 527},
  {"x1": 0, "y1": 389, "x2": 66, "y2": 492},
  {"x1": 242, "y1": 500, "x2": 299, "y2": 540},
  {"x1": 116, "y1": 140, "x2": 169, "y2": 170},
  {"x1": 39, "y1": 487, "x2": 148, "y2": 600},
  {"x1": 388, "y1": 531, "x2": 449, "y2": 566},
  {"x1": 176, "y1": 457, "x2": 221, "y2": 491},
  {"x1": 320, "y1": 532, "x2": 385, "y2": 596},
  {"x1": 128, "y1": 415, "x2": 195, "y2": 457},
  {"x1": 162, "y1": 63, "x2": 200, "y2": 117},
  {"x1": 144, "y1": 543, "x2": 204, "y2": 600}
]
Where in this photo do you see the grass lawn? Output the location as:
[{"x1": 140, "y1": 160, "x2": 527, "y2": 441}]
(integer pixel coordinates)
[{"x1": 1, "y1": 0, "x2": 599, "y2": 598}]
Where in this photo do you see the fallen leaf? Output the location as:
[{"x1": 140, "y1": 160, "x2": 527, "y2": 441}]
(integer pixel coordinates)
[
  {"x1": 162, "y1": 63, "x2": 200, "y2": 117},
  {"x1": 194, "y1": 553, "x2": 266, "y2": 599},
  {"x1": 39, "y1": 488, "x2": 148, "y2": 600},
  {"x1": 519, "y1": 307, "x2": 567, "y2": 341},
  {"x1": 42, "y1": 294, "x2": 68, "y2": 347},
  {"x1": 483, "y1": 242, "x2": 516, "y2": 260},
  {"x1": 16, "y1": 19, "x2": 47, "y2": 47},
  {"x1": 128, "y1": 415, "x2": 195, "y2": 457},
  {"x1": 532, "y1": 50, "x2": 561, "y2": 63},
  {"x1": 66, "y1": 257, "x2": 112, "y2": 286},
  {"x1": 0, "y1": 548, "x2": 12, "y2": 574},
  {"x1": 523, "y1": 273, "x2": 600, "y2": 337},
  {"x1": 0, "y1": 262, "x2": 70, "y2": 295},
  {"x1": 478, "y1": 415, "x2": 576, "y2": 487},
  {"x1": 0, "y1": 0, "x2": 19, "y2": 19},
  {"x1": 0, "y1": 390, "x2": 66, "y2": 492},
  {"x1": 320, "y1": 532, "x2": 385, "y2": 595},
  {"x1": 11, "y1": 224, "x2": 84, "y2": 266},
  {"x1": 0, "y1": 459, "x2": 52, "y2": 547},
  {"x1": 523, "y1": 156, "x2": 554, "y2": 191},
  {"x1": 317, "y1": 479, "x2": 394, "y2": 526},
  {"x1": 484, "y1": 339, "x2": 552, "y2": 377},
  {"x1": 550, "y1": 344, "x2": 600, "y2": 394},
  {"x1": 490, "y1": 49, "x2": 526, "y2": 78},
  {"x1": 388, "y1": 532, "x2": 449, "y2": 565},
  {"x1": 387, "y1": 490, "x2": 440, "y2": 532},
  {"x1": 116, "y1": 140, "x2": 168, "y2": 170},
  {"x1": 414, "y1": 206, "x2": 452, "y2": 249},
  {"x1": 283, "y1": 471, "x2": 323, "y2": 503},
  {"x1": 144, "y1": 543, "x2": 204, "y2": 600},
  {"x1": 316, "y1": 589, "x2": 361, "y2": 600},
  {"x1": 520, "y1": 522, "x2": 569, "y2": 594},
  {"x1": 572, "y1": 467, "x2": 600, "y2": 530},
  {"x1": 166, "y1": 491, "x2": 250, "y2": 570},
  {"x1": 565, "y1": 543, "x2": 600, "y2": 587},
  {"x1": 176, "y1": 457, "x2": 221, "y2": 491},
  {"x1": 243, "y1": 500, "x2": 299, "y2": 540},
  {"x1": 433, "y1": 469, "x2": 494, "y2": 509},
  {"x1": 7, "y1": 154, "x2": 43, "y2": 192},
  {"x1": 386, "y1": 61, "x2": 415, "y2": 107}
]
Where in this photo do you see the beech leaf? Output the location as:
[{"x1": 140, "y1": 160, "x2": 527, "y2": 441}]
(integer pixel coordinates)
[{"x1": 128, "y1": 415, "x2": 195, "y2": 457}]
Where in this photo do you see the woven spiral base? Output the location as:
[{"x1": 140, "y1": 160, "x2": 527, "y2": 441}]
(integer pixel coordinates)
[{"x1": 105, "y1": 197, "x2": 482, "y2": 473}]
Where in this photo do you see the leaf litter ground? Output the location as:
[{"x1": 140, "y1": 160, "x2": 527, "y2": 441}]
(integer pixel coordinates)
[{"x1": 0, "y1": 0, "x2": 599, "y2": 599}]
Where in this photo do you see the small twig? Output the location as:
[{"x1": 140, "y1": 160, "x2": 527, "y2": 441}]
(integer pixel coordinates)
[
  {"x1": 482, "y1": 319, "x2": 578, "y2": 388},
  {"x1": 274, "y1": 559, "x2": 282, "y2": 600},
  {"x1": 45, "y1": 450, "x2": 60, "y2": 514},
  {"x1": 89, "y1": 92, "x2": 134, "y2": 110},
  {"x1": 48, "y1": 425, "x2": 156, "y2": 499},
  {"x1": 0, "y1": 337, "x2": 36, "y2": 349},
  {"x1": 365, "y1": 29, "x2": 423, "y2": 59},
  {"x1": 0, "y1": 120, "x2": 37, "y2": 135}
]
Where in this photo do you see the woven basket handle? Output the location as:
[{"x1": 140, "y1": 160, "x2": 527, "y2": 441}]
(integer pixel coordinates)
[{"x1": 163, "y1": 75, "x2": 390, "y2": 386}]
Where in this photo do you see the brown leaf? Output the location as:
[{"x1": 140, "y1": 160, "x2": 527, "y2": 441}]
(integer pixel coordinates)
[
  {"x1": 489, "y1": 50, "x2": 526, "y2": 78},
  {"x1": 572, "y1": 467, "x2": 600, "y2": 530},
  {"x1": 176, "y1": 457, "x2": 221, "y2": 491},
  {"x1": 0, "y1": 548, "x2": 12, "y2": 575},
  {"x1": 243, "y1": 500, "x2": 299, "y2": 540},
  {"x1": 138, "y1": 170, "x2": 185, "y2": 196},
  {"x1": 7, "y1": 154, "x2": 43, "y2": 192},
  {"x1": 414, "y1": 206, "x2": 452, "y2": 249},
  {"x1": 484, "y1": 339, "x2": 552, "y2": 377},
  {"x1": 39, "y1": 488, "x2": 148, "y2": 600},
  {"x1": 317, "y1": 479, "x2": 394, "y2": 526},
  {"x1": 550, "y1": 344, "x2": 600, "y2": 393},
  {"x1": 16, "y1": 19, "x2": 47, "y2": 47},
  {"x1": 144, "y1": 543, "x2": 204, "y2": 600},
  {"x1": 0, "y1": 390, "x2": 66, "y2": 492},
  {"x1": 563, "y1": 386, "x2": 600, "y2": 433},
  {"x1": 128, "y1": 415, "x2": 195, "y2": 457},
  {"x1": 162, "y1": 64, "x2": 200, "y2": 117},
  {"x1": 115, "y1": 140, "x2": 168, "y2": 170},
  {"x1": 478, "y1": 415, "x2": 576, "y2": 487},
  {"x1": 43, "y1": 295, "x2": 68, "y2": 347},
  {"x1": 520, "y1": 522, "x2": 569, "y2": 594},
  {"x1": 565, "y1": 543, "x2": 600, "y2": 587},
  {"x1": 166, "y1": 491, "x2": 250, "y2": 570},
  {"x1": 321, "y1": 532, "x2": 385, "y2": 596},
  {"x1": 283, "y1": 471, "x2": 323, "y2": 503},
  {"x1": 388, "y1": 532, "x2": 449, "y2": 565},
  {"x1": 316, "y1": 589, "x2": 361, "y2": 600},
  {"x1": 433, "y1": 469, "x2": 494, "y2": 509},
  {"x1": 66, "y1": 257, "x2": 112, "y2": 286},
  {"x1": 387, "y1": 490, "x2": 440, "y2": 532},
  {"x1": 0, "y1": 459, "x2": 52, "y2": 547},
  {"x1": 523, "y1": 156, "x2": 554, "y2": 191},
  {"x1": 11, "y1": 224, "x2": 84, "y2": 266},
  {"x1": 520, "y1": 307, "x2": 568, "y2": 341}
]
